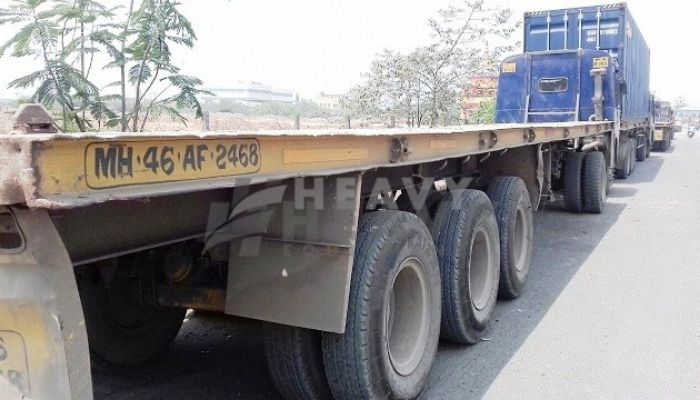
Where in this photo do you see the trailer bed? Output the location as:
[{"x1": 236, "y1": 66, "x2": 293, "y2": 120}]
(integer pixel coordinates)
[{"x1": 0, "y1": 121, "x2": 612, "y2": 209}]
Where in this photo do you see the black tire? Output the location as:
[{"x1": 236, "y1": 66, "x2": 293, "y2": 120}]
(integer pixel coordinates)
[
  {"x1": 655, "y1": 140, "x2": 670, "y2": 152},
  {"x1": 322, "y1": 211, "x2": 441, "y2": 400},
  {"x1": 636, "y1": 136, "x2": 646, "y2": 162},
  {"x1": 431, "y1": 190, "x2": 500, "y2": 344},
  {"x1": 654, "y1": 131, "x2": 671, "y2": 152},
  {"x1": 77, "y1": 266, "x2": 185, "y2": 370},
  {"x1": 615, "y1": 138, "x2": 631, "y2": 179},
  {"x1": 264, "y1": 324, "x2": 333, "y2": 400},
  {"x1": 396, "y1": 189, "x2": 444, "y2": 226},
  {"x1": 645, "y1": 138, "x2": 652, "y2": 158},
  {"x1": 486, "y1": 177, "x2": 533, "y2": 300},
  {"x1": 660, "y1": 136, "x2": 671, "y2": 152},
  {"x1": 629, "y1": 136, "x2": 637, "y2": 174},
  {"x1": 583, "y1": 152, "x2": 608, "y2": 214},
  {"x1": 563, "y1": 152, "x2": 585, "y2": 212}
]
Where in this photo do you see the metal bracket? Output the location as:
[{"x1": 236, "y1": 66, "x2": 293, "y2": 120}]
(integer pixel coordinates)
[
  {"x1": 13, "y1": 104, "x2": 57, "y2": 134},
  {"x1": 524, "y1": 129, "x2": 537, "y2": 143},
  {"x1": 479, "y1": 131, "x2": 498, "y2": 150},
  {"x1": 390, "y1": 137, "x2": 410, "y2": 163}
]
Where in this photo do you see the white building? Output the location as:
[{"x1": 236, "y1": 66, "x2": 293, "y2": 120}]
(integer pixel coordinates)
[
  {"x1": 314, "y1": 92, "x2": 344, "y2": 110},
  {"x1": 677, "y1": 106, "x2": 700, "y2": 122},
  {"x1": 205, "y1": 82, "x2": 296, "y2": 105}
]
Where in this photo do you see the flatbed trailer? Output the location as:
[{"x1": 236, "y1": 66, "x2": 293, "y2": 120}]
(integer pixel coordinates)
[
  {"x1": 652, "y1": 100, "x2": 676, "y2": 152},
  {"x1": 0, "y1": 105, "x2": 623, "y2": 400}
]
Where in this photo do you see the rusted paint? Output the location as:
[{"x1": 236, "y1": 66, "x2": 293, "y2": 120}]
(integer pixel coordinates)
[
  {"x1": 13, "y1": 104, "x2": 57, "y2": 134},
  {"x1": 157, "y1": 286, "x2": 226, "y2": 312}
]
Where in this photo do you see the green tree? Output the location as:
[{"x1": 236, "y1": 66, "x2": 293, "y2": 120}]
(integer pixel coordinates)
[
  {"x1": 121, "y1": 0, "x2": 211, "y2": 131},
  {"x1": 56, "y1": 0, "x2": 121, "y2": 128},
  {"x1": 0, "y1": 0, "x2": 107, "y2": 131},
  {"x1": 1, "y1": 0, "x2": 211, "y2": 132},
  {"x1": 345, "y1": 0, "x2": 518, "y2": 128},
  {"x1": 470, "y1": 98, "x2": 496, "y2": 124}
]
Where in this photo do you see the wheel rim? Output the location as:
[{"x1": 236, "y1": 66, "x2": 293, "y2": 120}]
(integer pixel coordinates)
[
  {"x1": 513, "y1": 208, "x2": 528, "y2": 272},
  {"x1": 386, "y1": 257, "x2": 430, "y2": 376},
  {"x1": 469, "y1": 225, "x2": 494, "y2": 311}
]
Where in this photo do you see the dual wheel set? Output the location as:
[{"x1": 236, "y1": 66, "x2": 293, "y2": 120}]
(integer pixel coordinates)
[
  {"x1": 562, "y1": 150, "x2": 609, "y2": 214},
  {"x1": 77, "y1": 155, "x2": 610, "y2": 399},
  {"x1": 265, "y1": 177, "x2": 535, "y2": 400},
  {"x1": 617, "y1": 133, "x2": 652, "y2": 181}
]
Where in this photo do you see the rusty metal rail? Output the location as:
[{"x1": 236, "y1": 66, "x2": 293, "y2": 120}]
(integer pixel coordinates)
[{"x1": 0, "y1": 121, "x2": 612, "y2": 209}]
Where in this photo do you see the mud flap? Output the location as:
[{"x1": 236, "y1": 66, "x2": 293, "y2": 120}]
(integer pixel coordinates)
[
  {"x1": 0, "y1": 207, "x2": 92, "y2": 400},
  {"x1": 224, "y1": 175, "x2": 362, "y2": 333}
]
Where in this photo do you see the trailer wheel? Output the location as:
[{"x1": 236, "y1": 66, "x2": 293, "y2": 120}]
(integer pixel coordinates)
[
  {"x1": 615, "y1": 138, "x2": 631, "y2": 179},
  {"x1": 645, "y1": 138, "x2": 652, "y2": 158},
  {"x1": 629, "y1": 137, "x2": 637, "y2": 173},
  {"x1": 264, "y1": 324, "x2": 333, "y2": 400},
  {"x1": 431, "y1": 190, "x2": 500, "y2": 344},
  {"x1": 636, "y1": 137, "x2": 646, "y2": 162},
  {"x1": 583, "y1": 152, "x2": 608, "y2": 214},
  {"x1": 655, "y1": 136, "x2": 670, "y2": 152},
  {"x1": 77, "y1": 265, "x2": 185, "y2": 370},
  {"x1": 396, "y1": 189, "x2": 444, "y2": 226},
  {"x1": 563, "y1": 152, "x2": 585, "y2": 212},
  {"x1": 322, "y1": 211, "x2": 441, "y2": 400},
  {"x1": 486, "y1": 177, "x2": 533, "y2": 300}
]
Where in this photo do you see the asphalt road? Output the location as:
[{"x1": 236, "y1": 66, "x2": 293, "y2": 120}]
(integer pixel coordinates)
[{"x1": 94, "y1": 133, "x2": 700, "y2": 400}]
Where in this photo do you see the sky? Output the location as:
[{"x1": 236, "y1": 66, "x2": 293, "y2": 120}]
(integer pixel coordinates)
[{"x1": 0, "y1": 0, "x2": 698, "y2": 106}]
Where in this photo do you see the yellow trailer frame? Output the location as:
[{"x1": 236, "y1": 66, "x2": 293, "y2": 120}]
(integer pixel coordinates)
[
  {"x1": 0, "y1": 109, "x2": 614, "y2": 399},
  {"x1": 0, "y1": 121, "x2": 611, "y2": 209}
]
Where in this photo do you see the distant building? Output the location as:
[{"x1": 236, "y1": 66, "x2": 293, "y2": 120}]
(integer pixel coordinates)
[
  {"x1": 677, "y1": 106, "x2": 700, "y2": 125},
  {"x1": 205, "y1": 82, "x2": 295, "y2": 105},
  {"x1": 314, "y1": 92, "x2": 344, "y2": 110},
  {"x1": 460, "y1": 76, "x2": 498, "y2": 122}
]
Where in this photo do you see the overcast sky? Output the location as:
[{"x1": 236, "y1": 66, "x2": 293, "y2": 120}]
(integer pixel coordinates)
[{"x1": 0, "y1": 0, "x2": 698, "y2": 105}]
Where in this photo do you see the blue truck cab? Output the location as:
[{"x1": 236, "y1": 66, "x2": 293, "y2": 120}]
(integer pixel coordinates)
[{"x1": 496, "y1": 3, "x2": 650, "y2": 126}]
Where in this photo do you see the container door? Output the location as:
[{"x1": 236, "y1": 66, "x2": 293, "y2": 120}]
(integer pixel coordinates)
[
  {"x1": 525, "y1": 6, "x2": 623, "y2": 53},
  {"x1": 527, "y1": 52, "x2": 580, "y2": 123}
]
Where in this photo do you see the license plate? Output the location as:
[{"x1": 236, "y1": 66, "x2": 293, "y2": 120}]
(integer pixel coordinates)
[
  {"x1": 654, "y1": 130, "x2": 665, "y2": 141},
  {"x1": 85, "y1": 139, "x2": 261, "y2": 189},
  {"x1": 0, "y1": 331, "x2": 30, "y2": 394}
]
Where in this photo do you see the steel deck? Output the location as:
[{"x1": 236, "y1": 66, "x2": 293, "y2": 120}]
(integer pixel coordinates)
[{"x1": 0, "y1": 121, "x2": 613, "y2": 209}]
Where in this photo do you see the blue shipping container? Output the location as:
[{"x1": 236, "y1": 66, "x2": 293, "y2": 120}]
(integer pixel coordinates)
[
  {"x1": 496, "y1": 50, "x2": 617, "y2": 123},
  {"x1": 523, "y1": 3, "x2": 650, "y2": 123}
]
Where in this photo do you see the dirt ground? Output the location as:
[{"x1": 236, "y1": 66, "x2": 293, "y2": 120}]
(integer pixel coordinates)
[{"x1": 0, "y1": 108, "x2": 382, "y2": 132}]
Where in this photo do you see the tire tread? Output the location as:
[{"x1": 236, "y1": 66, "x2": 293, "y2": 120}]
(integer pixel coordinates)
[{"x1": 563, "y1": 152, "x2": 585, "y2": 212}]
